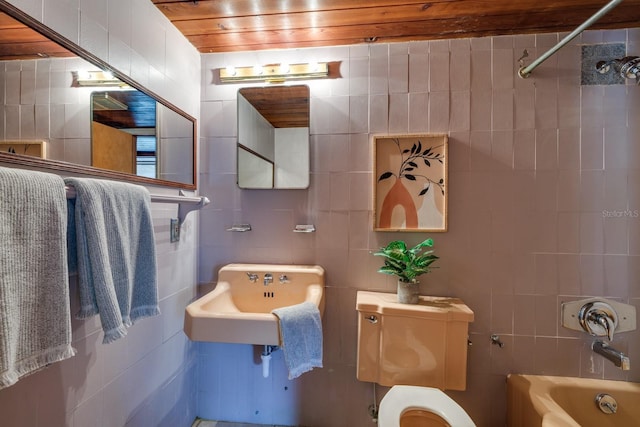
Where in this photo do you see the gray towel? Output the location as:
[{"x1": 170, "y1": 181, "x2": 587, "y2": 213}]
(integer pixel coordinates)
[
  {"x1": 65, "y1": 177, "x2": 159, "y2": 344},
  {"x1": 0, "y1": 166, "x2": 75, "y2": 390},
  {"x1": 272, "y1": 301, "x2": 323, "y2": 379}
]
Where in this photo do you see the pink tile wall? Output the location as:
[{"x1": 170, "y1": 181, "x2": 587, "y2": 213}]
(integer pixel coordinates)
[
  {"x1": 199, "y1": 29, "x2": 640, "y2": 427},
  {"x1": 0, "y1": 57, "x2": 96, "y2": 164},
  {"x1": 0, "y1": 0, "x2": 201, "y2": 425},
  {"x1": 0, "y1": 183, "x2": 199, "y2": 427}
]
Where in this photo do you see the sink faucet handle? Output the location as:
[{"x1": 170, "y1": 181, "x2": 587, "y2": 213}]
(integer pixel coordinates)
[
  {"x1": 247, "y1": 272, "x2": 259, "y2": 283},
  {"x1": 279, "y1": 275, "x2": 290, "y2": 284}
]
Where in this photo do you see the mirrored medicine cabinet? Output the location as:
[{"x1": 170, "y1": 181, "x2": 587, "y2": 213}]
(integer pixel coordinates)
[{"x1": 237, "y1": 85, "x2": 310, "y2": 189}]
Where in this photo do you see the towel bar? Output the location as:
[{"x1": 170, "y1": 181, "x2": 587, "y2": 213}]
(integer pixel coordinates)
[{"x1": 65, "y1": 185, "x2": 210, "y2": 225}]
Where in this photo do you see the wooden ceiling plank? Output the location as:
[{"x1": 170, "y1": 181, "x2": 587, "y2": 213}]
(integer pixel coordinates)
[
  {"x1": 173, "y1": 0, "x2": 630, "y2": 37},
  {"x1": 204, "y1": 38, "x2": 367, "y2": 53},
  {"x1": 239, "y1": 86, "x2": 309, "y2": 128},
  {"x1": 0, "y1": 12, "x2": 73, "y2": 59},
  {"x1": 0, "y1": 41, "x2": 72, "y2": 56},
  {"x1": 155, "y1": 0, "x2": 457, "y2": 21},
  {"x1": 155, "y1": 0, "x2": 625, "y2": 22},
  {"x1": 190, "y1": 4, "x2": 640, "y2": 52},
  {"x1": 174, "y1": 4, "x2": 433, "y2": 36},
  {"x1": 0, "y1": 27, "x2": 55, "y2": 43},
  {"x1": 0, "y1": 13, "x2": 25, "y2": 29},
  {"x1": 202, "y1": 17, "x2": 639, "y2": 53}
]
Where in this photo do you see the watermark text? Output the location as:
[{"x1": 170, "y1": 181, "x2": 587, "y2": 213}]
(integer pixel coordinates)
[{"x1": 602, "y1": 209, "x2": 639, "y2": 218}]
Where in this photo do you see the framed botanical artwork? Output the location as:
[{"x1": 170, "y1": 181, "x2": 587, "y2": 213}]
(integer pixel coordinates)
[{"x1": 373, "y1": 134, "x2": 448, "y2": 232}]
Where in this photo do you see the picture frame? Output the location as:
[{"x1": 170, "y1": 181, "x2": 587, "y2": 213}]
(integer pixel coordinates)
[{"x1": 373, "y1": 134, "x2": 448, "y2": 232}]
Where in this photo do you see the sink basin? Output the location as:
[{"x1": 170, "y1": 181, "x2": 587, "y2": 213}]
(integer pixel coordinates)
[{"x1": 184, "y1": 263, "x2": 325, "y2": 345}]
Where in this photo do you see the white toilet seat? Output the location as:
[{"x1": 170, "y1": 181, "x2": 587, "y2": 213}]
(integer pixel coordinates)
[{"x1": 378, "y1": 385, "x2": 476, "y2": 427}]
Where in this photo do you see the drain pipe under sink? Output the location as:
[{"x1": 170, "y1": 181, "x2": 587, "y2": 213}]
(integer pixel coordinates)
[{"x1": 261, "y1": 345, "x2": 278, "y2": 378}]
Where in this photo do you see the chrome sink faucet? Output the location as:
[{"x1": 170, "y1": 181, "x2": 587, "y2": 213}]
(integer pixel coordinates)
[
  {"x1": 593, "y1": 340, "x2": 630, "y2": 371},
  {"x1": 264, "y1": 273, "x2": 273, "y2": 286}
]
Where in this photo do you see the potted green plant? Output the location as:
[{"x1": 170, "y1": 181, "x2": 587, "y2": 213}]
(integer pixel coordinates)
[{"x1": 373, "y1": 238, "x2": 439, "y2": 304}]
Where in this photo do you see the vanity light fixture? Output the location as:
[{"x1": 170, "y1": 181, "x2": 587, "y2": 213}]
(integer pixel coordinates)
[
  {"x1": 91, "y1": 93, "x2": 128, "y2": 111},
  {"x1": 219, "y1": 62, "x2": 329, "y2": 83},
  {"x1": 74, "y1": 70, "x2": 129, "y2": 87}
]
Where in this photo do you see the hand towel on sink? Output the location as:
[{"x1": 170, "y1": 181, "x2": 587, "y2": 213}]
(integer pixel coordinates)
[
  {"x1": 272, "y1": 301, "x2": 323, "y2": 379},
  {"x1": 0, "y1": 166, "x2": 76, "y2": 390},
  {"x1": 65, "y1": 177, "x2": 159, "y2": 344}
]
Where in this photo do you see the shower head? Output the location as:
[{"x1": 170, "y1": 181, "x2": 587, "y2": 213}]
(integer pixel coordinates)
[{"x1": 596, "y1": 56, "x2": 640, "y2": 85}]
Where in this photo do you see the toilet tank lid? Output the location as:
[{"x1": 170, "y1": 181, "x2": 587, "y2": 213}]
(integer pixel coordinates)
[{"x1": 356, "y1": 291, "x2": 474, "y2": 322}]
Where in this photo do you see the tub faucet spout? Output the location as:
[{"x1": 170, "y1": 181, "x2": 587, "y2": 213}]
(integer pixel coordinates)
[{"x1": 592, "y1": 340, "x2": 630, "y2": 370}]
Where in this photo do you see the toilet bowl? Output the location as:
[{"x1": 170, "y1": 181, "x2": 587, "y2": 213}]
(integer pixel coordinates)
[{"x1": 378, "y1": 385, "x2": 476, "y2": 427}]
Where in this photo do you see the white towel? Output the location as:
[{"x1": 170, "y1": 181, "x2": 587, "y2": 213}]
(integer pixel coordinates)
[
  {"x1": 65, "y1": 177, "x2": 159, "y2": 344},
  {"x1": 272, "y1": 302, "x2": 323, "y2": 379},
  {"x1": 0, "y1": 166, "x2": 75, "y2": 390}
]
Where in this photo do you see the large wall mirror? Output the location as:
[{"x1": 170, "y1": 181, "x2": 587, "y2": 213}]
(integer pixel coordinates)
[
  {"x1": 237, "y1": 85, "x2": 309, "y2": 189},
  {"x1": 0, "y1": 2, "x2": 196, "y2": 189}
]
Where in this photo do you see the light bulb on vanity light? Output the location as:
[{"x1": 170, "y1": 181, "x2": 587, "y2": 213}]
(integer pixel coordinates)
[
  {"x1": 77, "y1": 70, "x2": 91, "y2": 80},
  {"x1": 217, "y1": 61, "x2": 330, "y2": 83}
]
